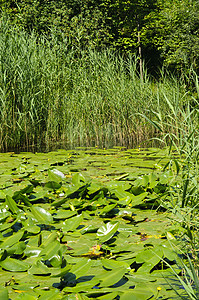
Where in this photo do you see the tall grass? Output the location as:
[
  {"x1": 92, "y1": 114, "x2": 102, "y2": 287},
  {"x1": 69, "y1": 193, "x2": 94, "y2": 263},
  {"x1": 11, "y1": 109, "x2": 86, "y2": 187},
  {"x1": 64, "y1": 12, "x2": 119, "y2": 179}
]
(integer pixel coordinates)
[
  {"x1": 0, "y1": 16, "x2": 189, "y2": 151},
  {"x1": 143, "y1": 65, "x2": 199, "y2": 297}
]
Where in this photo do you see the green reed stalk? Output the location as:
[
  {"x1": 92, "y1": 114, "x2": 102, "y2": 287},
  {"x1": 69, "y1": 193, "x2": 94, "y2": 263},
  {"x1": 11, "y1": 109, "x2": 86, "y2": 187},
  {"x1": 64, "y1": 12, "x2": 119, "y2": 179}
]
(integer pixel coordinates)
[{"x1": 0, "y1": 16, "x2": 188, "y2": 151}]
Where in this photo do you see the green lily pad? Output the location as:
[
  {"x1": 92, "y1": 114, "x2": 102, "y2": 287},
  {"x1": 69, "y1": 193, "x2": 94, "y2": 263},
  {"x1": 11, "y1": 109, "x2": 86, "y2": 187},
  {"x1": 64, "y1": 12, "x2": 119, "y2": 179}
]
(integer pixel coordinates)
[
  {"x1": 97, "y1": 222, "x2": 119, "y2": 243},
  {"x1": 30, "y1": 206, "x2": 53, "y2": 224},
  {"x1": 0, "y1": 258, "x2": 30, "y2": 272}
]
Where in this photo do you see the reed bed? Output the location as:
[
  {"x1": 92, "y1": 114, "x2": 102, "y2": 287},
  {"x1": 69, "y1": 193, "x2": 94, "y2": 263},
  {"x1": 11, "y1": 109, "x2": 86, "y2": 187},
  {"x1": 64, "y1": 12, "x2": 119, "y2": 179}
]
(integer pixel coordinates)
[{"x1": 0, "y1": 17, "x2": 191, "y2": 151}]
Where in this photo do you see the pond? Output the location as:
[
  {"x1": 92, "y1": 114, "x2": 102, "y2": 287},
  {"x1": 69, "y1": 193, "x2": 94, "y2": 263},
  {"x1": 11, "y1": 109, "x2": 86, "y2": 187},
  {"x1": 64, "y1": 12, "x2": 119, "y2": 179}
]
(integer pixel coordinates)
[{"x1": 0, "y1": 147, "x2": 183, "y2": 299}]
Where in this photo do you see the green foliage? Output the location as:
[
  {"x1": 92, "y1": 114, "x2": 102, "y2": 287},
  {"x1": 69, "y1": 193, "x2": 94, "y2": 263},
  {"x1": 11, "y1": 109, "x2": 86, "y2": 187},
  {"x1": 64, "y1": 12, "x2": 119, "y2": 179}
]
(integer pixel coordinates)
[
  {"x1": 0, "y1": 148, "x2": 183, "y2": 299},
  {"x1": 140, "y1": 67, "x2": 199, "y2": 298},
  {"x1": 0, "y1": 0, "x2": 160, "y2": 61},
  {"x1": 98, "y1": 0, "x2": 160, "y2": 51},
  {"x1": 163, "y1": 246, "x2": 199, "y2": 299},
  {"x1": 1, "y1": 0, "x2": 199, "y2": 73},
  {"x1": 1, "y1": 0, "x2": 112, "y2": 49},
  {"x1": 0, "y1": 16, "x2": 189, "y2": 152},
  {"x1": 154, "y1": 0, "x2": 199, "y2": 74}
]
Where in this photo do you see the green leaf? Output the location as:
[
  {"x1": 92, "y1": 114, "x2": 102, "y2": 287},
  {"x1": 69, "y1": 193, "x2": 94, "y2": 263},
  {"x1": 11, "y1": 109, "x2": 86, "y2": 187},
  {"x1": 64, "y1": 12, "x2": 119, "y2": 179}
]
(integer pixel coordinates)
[
  {"x1": 38, "y1": 289, "x2": 61, "y2": 300},
  {"x1": 99, "y1": 204, "x2": 117, "y2": 215},
  {"x1": 0, "y1": 230, "x2": 24, "y2": 249},
  {"x1": 97, "y1": 222, "x2": 119, "y2": 243},
  {"x1": 30, "y1": 206, "x2": 53, "y2": 224},
  {"x1": 24, "y1": 217, "x2": 40, "y2": 234},
  {"x1": 28, "y1": 260, "x2": 51, "y2": 275},
  {"x1": 136, "y1": 248, "x2": 163, "y2": 273},
  {"x1": 15, "y1": 294, "x2": 37, "y2": 300},
  {"x1": 53, "y1": 210, "x2": 77, "y2": 219},
  {"x1": 97, "y1": 293, "x2": 118, "y2": 300},
  {"x1": 72, "y1": 173, "x2": 85, "y2": 186},
  {"x1": 120, "y1": 289, "x2": 153, "y2": 300},
  {"x1": 62, "y1": 214, "x2": 83, "y2": 232},
  {"x1": 62, "y1": 294, "x2": 89, "y2": 300},
  {"x1": 51, "y1": 264, "x2": 71, "y2": 277},
  {"x1": 5, "y1": 195, "x2": 19, "y2": 214},
  {"x1": 113, "y1": 188, "x2": 133, "y2": 201},
  {"x1": 45, "y1": 181, "x2": 62, "y2": 190},
  {"x1": 39, "y1": 240, "x2": 62, "y2": 267},
  {"x1": 13, "y1": 192, "x2": 32, "y2": 207},
  {"x1": 148, "y1": 173, "x2": 158, "y2": 189},
  {"x1": 0, "y1": 258, "x2": 30, "y2": 272},
  {"x1": 0, "y1": 208, "x2": 11, "y2": 222},
  {"x1": 0, "y1": 191, "x2": 6, "y2": 199},
  {"x1": 48, "y1": 169, "x2": 65, "y2": 183},
  {"x1": 24, "y1": 246, "x2": 41, "y2": 258},
  {"x1": 98, "y1": 267, "x2": 126, "y2": 286},
  {"x1": 70, "y1": 258, "x2": 92, "y2": 279},
  {"x1": 102, "y1": 259, "x2": 130, "y2": 270},
  {"x1": 131, "y1": 192, "x2": 148, "y2": 207},
  {"x1": 0, "y1": 287, "x2": 9, "y2": 300},
  {"x1": 7, "y1": 241, "x2": 26, "y2": 255},
  {"x1": 40, "y1": 232, "x2": 58, "y2": 248}
]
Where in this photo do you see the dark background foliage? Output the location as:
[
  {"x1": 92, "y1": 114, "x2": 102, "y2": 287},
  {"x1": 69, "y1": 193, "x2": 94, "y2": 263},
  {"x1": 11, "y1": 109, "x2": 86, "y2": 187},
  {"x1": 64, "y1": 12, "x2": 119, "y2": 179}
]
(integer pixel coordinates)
[{"x1": 1, "y1": 0, "x2": 199, "y2": 75}]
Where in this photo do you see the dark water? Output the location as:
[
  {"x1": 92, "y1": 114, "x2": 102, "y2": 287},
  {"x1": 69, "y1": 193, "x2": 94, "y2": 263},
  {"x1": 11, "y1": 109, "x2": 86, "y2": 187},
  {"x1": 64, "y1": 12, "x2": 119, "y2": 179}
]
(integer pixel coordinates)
[{"x1": 2, "y1": 139, "x2": 161, "y2": 154}]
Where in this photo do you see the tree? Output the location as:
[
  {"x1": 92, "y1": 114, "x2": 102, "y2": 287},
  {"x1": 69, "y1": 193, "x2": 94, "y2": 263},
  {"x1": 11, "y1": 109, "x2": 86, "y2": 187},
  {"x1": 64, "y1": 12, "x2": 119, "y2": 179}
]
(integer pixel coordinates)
[
  {"x1": 99, "y1": 0, "x2": 160, "y2": 78},
  {"x1": 154, "y1": 0, "x2": 199, "y2": 75},
  {"x1": 0, "y1": 0, "x2": 112, "y2": 49}
]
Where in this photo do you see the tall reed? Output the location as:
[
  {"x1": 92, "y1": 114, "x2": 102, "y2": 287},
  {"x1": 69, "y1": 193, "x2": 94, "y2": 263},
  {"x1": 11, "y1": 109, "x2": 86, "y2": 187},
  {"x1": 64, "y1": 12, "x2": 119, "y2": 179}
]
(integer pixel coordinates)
[
  {"x1": 0, "y1": 16, "x2": 188, "y2": 151},
  {"x1": 143, "y1": 69, "x2": 199, "y2": 296}
]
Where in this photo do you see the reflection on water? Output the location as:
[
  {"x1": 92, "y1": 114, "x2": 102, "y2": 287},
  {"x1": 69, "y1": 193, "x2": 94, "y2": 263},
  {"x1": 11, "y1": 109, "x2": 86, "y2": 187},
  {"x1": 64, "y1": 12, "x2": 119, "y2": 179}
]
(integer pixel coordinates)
[{"x1": 2, "y1": 139, "x2": 163, "y2": 154}]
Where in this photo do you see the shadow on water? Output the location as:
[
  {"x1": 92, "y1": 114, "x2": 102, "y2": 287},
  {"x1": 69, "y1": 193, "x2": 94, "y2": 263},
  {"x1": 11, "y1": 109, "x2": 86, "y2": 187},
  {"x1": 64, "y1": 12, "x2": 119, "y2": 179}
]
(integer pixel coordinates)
[{"x1": 3, "y1": 139, "x2": 163, "y2": 154}]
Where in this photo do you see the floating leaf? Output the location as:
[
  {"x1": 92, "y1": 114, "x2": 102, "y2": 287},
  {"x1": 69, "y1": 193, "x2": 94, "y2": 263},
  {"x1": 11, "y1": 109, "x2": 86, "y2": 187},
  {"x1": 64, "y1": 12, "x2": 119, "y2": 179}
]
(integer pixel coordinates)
[
  {"x1": 97, "y1": 222, "x2": 119, "y2": 243},
  {"x1": 53, "y1": 210, "x2": 77, "y2": 219},
  {"x1": 30, "y1": 206, "x2": 53, "y2": 224},
  {"x1": 28, "y1": 260, "x2": 51, "y2": 275},
  {"x1": 131, "y1": 192, "x2": 148, "y2": 207},
  {"x1": 102, "y1": 259, "x2": 130, "y2": 270},
  {"x1": 51, "y1": 264, "x2": 71, "y2": 277},
  {"x1": 62, "y1": 294, "x2": 89, "y2": 300},
  {"x1": 38, "y1": 289, "x2": 61, "y2": 300},
  {"x1": 45, "y1": 181, "x2": 62, "y2": 190},
  {"x1": 0, "y1": 230, "x2": 24, "y2": 249},
  {"x1": 120, "y1": 289, "x2": 153, "y2": 300},
  {"x1": 40, "y1": 232, "x2": 58, "y2": 248},
  {"x1": 48, "y1": 169, "x2": 65, "y2": 182},
  {"x1": 98, "y1": 267, "x2": 126, "y2": 286},
  {"x1": 24, "y1": 246, "x2": 41, "y2": 258},
  {"x1": 99, "y1": 204, "x2": 117, "y2": 215},
  {"x1": 24, "y1": 217, "x2": 40, "y2": 234},
  {"x1": 0, "y1": 287, "x2": 9, "y2": 300},
  {"x1": 5, "y1": 195, "x2": 19, "y2": 214},
  {"x1": 62, "y1": 214, "x2": 83, "y2": 232},
  {"x1": 72, "y1": 173, "x2": 85, "y2": 186},
  {"x1": 0, "y1": 258, "x2": 30, "y2": 272},
  {"x1": 39, "y1": 240, "x2": 62, "y2": 267},
  {"x1": 0, "y1": 208, "x2": 11, "y2": 222},
  {"x1": 15, "y1": 293, "x2": 37, "y2": 300},
  {"x1": 7, "y1": 241, "x2": 26, "y2": 255},
  {"x1": 70, "y1": 258, "x2": 92, "y2": 279}
]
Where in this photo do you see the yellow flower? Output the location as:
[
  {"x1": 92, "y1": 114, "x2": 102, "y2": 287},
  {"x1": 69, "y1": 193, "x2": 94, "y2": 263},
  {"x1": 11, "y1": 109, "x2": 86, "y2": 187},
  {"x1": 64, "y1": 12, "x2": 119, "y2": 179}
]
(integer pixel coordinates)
[{"x1": 157, "y1": 287, "x2": 161, "y2": 291}]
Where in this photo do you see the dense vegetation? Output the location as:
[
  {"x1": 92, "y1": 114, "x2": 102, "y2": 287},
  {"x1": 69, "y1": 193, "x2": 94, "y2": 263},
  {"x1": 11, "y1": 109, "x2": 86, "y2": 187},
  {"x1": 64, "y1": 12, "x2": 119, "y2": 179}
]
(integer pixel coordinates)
[
  {"x1": 1, "y1": 1, "x2": 199, "y2": 299},
  {"x1": 0, "y1": 18, "x2": 198, "y2": 152},
  {"x1": 0, "y1": 0, "x2": 199, "y2": 151},
  {"x1": 1, "y1": 0, "x2": 199, "y2": 74},
  {"x1": 0, "y1": 148, "x2": 196, "y2": 299}
]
